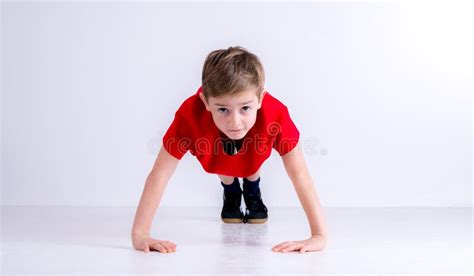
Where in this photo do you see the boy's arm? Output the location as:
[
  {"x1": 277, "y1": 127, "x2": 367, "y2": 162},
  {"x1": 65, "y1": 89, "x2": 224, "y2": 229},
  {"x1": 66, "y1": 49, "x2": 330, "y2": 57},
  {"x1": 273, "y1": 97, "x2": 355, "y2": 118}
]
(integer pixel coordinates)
[
  {"x1": 272, "y1": 142, "x2": 328, "y2": 253},
  {"x1": 131, "y1": 145, "x2": 180, "y2": 236}
]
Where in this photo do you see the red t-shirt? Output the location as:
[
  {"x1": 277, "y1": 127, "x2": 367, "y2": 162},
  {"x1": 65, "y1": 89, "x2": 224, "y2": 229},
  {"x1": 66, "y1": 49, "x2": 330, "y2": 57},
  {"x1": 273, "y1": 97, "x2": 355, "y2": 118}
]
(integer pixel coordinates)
[{"x1": 162, "y1": 86, "x2": 300, "y2": 177}]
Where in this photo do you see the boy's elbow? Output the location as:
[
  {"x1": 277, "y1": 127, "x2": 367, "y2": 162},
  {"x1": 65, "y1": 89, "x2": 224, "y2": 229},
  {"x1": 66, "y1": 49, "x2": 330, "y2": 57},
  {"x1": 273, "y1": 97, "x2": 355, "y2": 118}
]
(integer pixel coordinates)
[{"x1": 285, "y1": 166, "x2": 310, "y2": 182}]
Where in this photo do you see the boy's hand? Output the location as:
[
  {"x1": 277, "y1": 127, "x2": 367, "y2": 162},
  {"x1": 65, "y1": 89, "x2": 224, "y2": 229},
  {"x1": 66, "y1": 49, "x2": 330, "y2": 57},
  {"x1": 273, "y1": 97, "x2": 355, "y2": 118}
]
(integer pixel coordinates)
[
  {"x1": 132, "y1": 233, "x2": 177, "y2": 253},
  {"x1": 272, "y1": 235, "x2": 326, "y2": 253}
]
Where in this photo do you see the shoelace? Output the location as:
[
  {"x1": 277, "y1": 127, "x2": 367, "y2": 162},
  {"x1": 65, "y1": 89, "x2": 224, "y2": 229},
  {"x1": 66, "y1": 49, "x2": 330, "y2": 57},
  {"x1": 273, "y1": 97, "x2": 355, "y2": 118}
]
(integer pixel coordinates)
[{"x1": 245, "y1": 193, "x2": 267, "y2": 212}]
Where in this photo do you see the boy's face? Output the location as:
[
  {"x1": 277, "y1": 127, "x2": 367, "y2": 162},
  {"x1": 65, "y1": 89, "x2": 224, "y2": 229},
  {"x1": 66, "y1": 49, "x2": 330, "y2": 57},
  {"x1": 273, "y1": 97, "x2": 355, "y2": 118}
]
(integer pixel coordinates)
[{"x1": 199, "y1": 88, "x2": 266, "y2": 140}]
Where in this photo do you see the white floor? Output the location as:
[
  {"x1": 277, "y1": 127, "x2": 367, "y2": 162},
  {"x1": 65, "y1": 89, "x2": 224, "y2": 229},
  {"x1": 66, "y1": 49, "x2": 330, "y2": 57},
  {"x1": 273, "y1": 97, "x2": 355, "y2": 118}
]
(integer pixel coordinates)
[{"x1": 1, "y1": 206, "x2": 472, "y2": 275}]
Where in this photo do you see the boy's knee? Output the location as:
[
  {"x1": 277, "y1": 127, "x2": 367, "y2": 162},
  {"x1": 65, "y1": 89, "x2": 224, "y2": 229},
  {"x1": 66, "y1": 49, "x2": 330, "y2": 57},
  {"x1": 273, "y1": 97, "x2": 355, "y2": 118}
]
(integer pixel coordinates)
[
  {"x1": 218, "y1": 175, "x2": 235, "y2": 185},
  {"x1": 245, "y1": 170, "x2": 260, "y2": 181}
]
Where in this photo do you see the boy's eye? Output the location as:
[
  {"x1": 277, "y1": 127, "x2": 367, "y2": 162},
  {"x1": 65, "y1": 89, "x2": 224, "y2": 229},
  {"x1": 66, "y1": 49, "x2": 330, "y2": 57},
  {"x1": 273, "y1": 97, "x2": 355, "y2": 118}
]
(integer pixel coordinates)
[
  {"x1": 217, "y1": 108, "x2": 228, "y2": 113},
  {"x1": 242, "y1": 106, "x2": 251, "y2": 111}
]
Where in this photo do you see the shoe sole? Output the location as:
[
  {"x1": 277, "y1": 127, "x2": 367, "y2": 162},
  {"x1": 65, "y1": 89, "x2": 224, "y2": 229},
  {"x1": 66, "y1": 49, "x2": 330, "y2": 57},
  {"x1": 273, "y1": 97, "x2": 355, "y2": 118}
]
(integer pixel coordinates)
[
  {"x1": 221, "y1": 218, "x2": 243, "y2": 223},
  {"x1": 245, "y1": 218, "x2": 267, "y2": 224}
]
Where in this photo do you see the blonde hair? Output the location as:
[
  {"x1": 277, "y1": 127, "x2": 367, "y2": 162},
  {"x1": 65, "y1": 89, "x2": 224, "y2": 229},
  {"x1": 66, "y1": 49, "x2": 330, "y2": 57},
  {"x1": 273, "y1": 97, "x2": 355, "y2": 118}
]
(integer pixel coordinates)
[{"x1": 201, "y1": 46, "x2": 265, "y2": 100}]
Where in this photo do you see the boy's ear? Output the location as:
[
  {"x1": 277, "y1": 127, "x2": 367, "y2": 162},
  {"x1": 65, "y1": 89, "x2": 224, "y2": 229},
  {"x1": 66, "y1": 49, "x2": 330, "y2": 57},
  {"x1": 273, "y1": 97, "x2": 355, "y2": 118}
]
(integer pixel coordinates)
[
  {"x1": 257, "y1": 90, "x2": 266, "y2": 109},
  {"x1": 199, "y1": 92, "x2": 211, "y2": 111}
]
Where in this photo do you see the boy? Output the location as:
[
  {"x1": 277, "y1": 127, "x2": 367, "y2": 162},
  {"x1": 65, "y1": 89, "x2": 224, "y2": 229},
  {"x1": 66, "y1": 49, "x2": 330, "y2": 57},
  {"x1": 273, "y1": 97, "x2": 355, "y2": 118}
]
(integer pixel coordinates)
[{"x1": 131, "y1": 46, "x2": 328, "y2": 254}]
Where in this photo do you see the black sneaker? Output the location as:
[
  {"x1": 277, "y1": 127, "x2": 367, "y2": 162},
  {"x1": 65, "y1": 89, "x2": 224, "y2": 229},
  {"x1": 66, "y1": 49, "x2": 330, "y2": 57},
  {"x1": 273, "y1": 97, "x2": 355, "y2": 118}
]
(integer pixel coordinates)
[
  {"x1": 243, "y1": 189, "x2": 268, "y2": 224},
  {"x1": 221, "y1": 189, "x2": 244, "y2": 223}
]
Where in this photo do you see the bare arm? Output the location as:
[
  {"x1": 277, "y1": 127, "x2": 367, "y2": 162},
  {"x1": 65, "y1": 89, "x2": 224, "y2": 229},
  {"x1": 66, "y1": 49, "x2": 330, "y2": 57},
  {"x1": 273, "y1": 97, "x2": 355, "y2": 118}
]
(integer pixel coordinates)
[
  {"x1": 272, "y1": 142, "x2": 328, "y2": 253},
  {"x1": 131, "y1": 145, "x2": 180, "y2": 237}
]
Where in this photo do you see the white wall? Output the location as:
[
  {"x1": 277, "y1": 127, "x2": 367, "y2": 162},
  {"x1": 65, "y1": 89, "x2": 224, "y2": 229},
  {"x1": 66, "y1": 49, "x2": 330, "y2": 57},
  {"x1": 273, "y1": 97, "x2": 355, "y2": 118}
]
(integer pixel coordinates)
[{"x1": 1, "y1": 2, "x2": 472, "y2": 207}]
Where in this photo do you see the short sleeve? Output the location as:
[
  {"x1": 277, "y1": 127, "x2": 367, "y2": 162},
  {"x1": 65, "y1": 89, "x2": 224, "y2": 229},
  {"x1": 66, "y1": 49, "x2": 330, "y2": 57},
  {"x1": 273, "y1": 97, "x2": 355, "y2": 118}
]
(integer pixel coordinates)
[
  {"x1": 162, "y1": 112, "x2": 192, "y2": 160},
  {"x1": 273, "y1": 106, "x2": 300, "y2": 156}
]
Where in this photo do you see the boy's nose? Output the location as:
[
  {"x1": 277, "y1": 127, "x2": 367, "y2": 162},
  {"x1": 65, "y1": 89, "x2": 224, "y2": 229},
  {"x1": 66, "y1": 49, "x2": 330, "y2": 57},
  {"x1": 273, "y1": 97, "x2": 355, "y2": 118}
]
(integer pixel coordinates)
[{"x1": 228, "y1": 112, "x2": 242, "y2": 129}]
